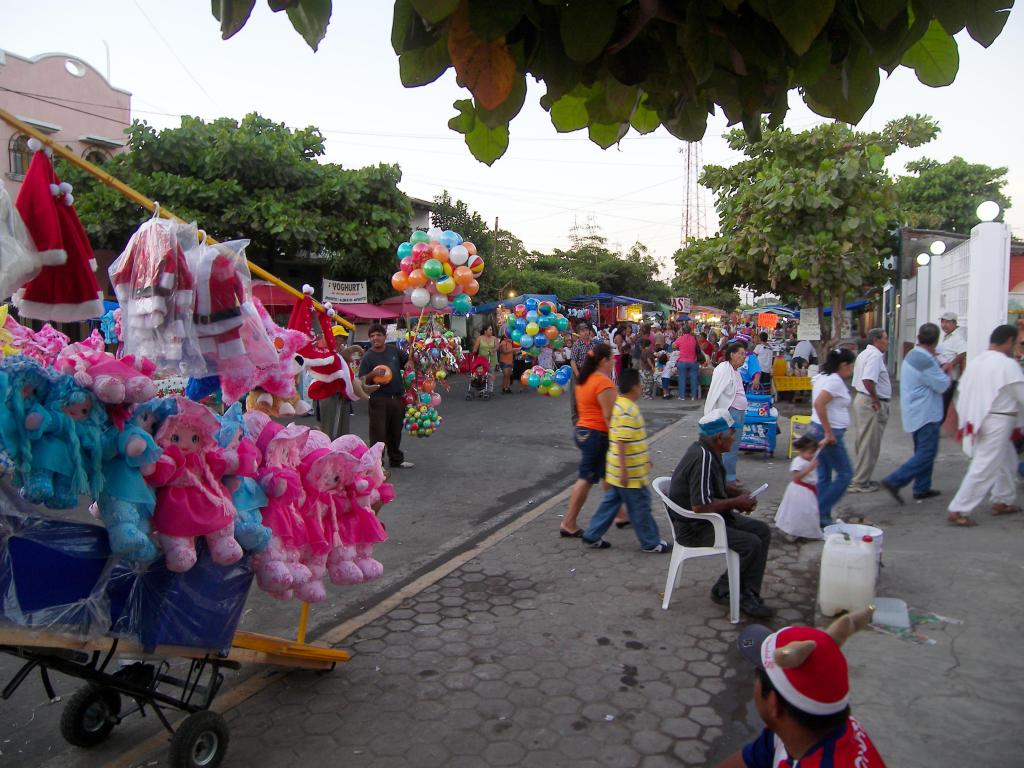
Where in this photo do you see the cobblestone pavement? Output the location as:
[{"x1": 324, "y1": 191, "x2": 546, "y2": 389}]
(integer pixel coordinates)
[{"x1": 211, "y1": 421, "x2": 818, "y2": 768}]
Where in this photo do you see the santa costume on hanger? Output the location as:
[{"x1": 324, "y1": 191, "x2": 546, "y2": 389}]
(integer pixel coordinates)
[
  {"x1": 13, "y1": 139, "x2": 103, "y2": 321},
  {"x1": 287, "y1": 286, "x2": 355, "y2": 401},
  {"x1": 191, "y1": 240, "x2": 248, "y2": 364}
]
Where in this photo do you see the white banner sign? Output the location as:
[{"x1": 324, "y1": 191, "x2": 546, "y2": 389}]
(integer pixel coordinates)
[
  {"x1": 671, "y1": 297, "x2": 692, "y2": 312},
  {"x1": 322, "y1": 279, "x2": 367, "y2": 304},
  {"x1": 797, "y1": 308, "x2": 821, "y2": 341}
]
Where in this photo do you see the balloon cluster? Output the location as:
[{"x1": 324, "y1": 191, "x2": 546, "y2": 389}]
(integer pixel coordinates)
[
  {"x1": 404, "y1": 402, "x2": 442, "y2": 438},
  {"x1": 392, "y1": 228, "x2": 484, "y2": 314},
  {"x1": 402, "y1": 369, "x2": 446, "y2": 411},
  {"x1": 521, "y1": 364, "x2": 573, "y2": 397},
  {"x1": 505, "y1": 298, "x2": 569, "y2": 357}
]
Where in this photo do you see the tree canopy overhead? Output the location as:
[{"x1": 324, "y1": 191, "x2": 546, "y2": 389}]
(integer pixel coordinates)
[
  {"x1": 896, "y1": 156, "x2": 1012, "y2": 233},
  {"x1": 211, "y1": 0, "x2": 1012, "y2": 163}
]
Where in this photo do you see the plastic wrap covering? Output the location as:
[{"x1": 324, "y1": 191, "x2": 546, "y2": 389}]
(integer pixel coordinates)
[
  {"x1": 0, "y1": 183, "x2": 43, "y2": 301},
  {"x1": 109, "y1": 215, "x2": 207, "y2": 376},
  {"x1": 0, "y1": 483, "x2": 254, "y2": 654}
]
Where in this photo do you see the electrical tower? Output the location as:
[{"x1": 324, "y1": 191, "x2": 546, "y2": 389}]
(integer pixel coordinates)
[{"x1": 679, "y1": 142, "x2": 708, "y2": 245}]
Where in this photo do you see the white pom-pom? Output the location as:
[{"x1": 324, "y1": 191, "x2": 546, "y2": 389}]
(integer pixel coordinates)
[
  {"x1": 43, "y1": 147, "x2": 53, "y2": 158},
  {"x1": 26, "y1": 138, "x2": 42, "y2": 152},
  {"x1": 323, "y1": 301, "x2": 333, "y2": 311},
  {"x1": 59, "y1": 182, "x2": 72, "y2": 195},
  {"x1": 49, "y1": 183, "x2": 61, "y2": 197},
  {"x1": 64, "y1": 193, "x2": 74, "y2": 206},
  {"x1": 327, "y1": 309, "x2": 337, "y2": 318},
  {"x1": 302, "y1": 284, "x2": 314, "y2": 295}
]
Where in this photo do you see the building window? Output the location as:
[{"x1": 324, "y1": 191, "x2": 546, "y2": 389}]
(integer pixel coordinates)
[
  {"x1": 8, "y1": 134, "x2": 30, "y2": 178},
  {"x1": 82, "y1": 148, "x2": 111, "y2": 166}
]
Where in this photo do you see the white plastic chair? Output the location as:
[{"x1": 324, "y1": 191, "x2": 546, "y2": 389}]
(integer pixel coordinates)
[{"x1": 652, "y1": 476, "x2": 740, "y2": 623}]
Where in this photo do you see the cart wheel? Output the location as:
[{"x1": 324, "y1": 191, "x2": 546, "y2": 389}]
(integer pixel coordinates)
[
  {"x1": 169, "y1": 710, "x2": 230, "y2": 768},
  {"x1": 59, "y1": 684, "x2": 121, "y2": 748}
]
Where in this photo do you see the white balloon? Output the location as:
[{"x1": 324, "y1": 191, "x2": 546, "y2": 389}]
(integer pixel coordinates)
[
  {"x1": 410, "y1": 287, "x2": 431, "y2": 308},
  {"x1": 449, "y1": 244, "x2": 469, "y2": 266},
  {"x1": 427, "y1": 226, "x2": 444, "y2": 242},
  {"x1": 431, "y1": 293, "x2": 449, "y2": 310}
]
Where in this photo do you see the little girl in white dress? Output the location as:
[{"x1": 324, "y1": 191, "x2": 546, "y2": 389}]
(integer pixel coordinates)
[{"x1": 775, "y1": 436, "x2": 823, "y2": 541}]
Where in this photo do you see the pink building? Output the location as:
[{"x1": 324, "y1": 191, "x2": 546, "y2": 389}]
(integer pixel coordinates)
[{"x1": 1, "y1": 49, "x2": 131, "y2": 201}]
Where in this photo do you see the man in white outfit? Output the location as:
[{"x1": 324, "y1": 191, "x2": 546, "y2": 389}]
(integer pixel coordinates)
[
  {"x1": 848, "y1": 328, "x2": 891, "y2": 493},
  {"x1": 936, "y1": 310, "x2": 968, "y2": 418},
  {"x1": 947, "y1": 325, "x2": 1024, "y2": 527}
]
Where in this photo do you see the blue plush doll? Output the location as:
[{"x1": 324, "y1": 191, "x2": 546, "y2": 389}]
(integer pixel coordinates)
[
  {"x1": 23, "y1": 376, "x2": 107, "y2": 509},
  {"x1": 0, "y1": 356, "x2": 55, "y2": 482},
  {"x1": 216, "y1": 403, "x2": 271, "y2": 553},
  {"x1": 97, "y1": 398, "x2": 176, "y2": 562}
]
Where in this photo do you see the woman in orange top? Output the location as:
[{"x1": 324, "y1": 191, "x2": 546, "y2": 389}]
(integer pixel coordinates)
[{"x1": 562, "y1": 343, "x2": 617, "y2": 536}]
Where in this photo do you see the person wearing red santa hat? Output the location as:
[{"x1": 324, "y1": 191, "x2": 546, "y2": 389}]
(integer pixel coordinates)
[
  {"x1": 13, "y1": 139, "x2": 103, "y2": 321},
  {"x1": 718, "y1": 608, "x2": 885, "y2": 767}
]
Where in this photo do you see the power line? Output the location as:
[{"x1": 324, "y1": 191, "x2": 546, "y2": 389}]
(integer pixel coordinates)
[{"x1": 0, "y1": 86, "x2": 128, "y2": 125}]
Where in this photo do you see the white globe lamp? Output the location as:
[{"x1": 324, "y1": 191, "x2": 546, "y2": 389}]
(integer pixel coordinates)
[
  {"x1": 977, "y1": 201, "x2": 1000, "y2": 222},
  {"x1": 916, "y1": 253, "x2": 931, "y2": 267},
  {"x1": 929, "y1": 240, "x2": 946, "y2": 256}
]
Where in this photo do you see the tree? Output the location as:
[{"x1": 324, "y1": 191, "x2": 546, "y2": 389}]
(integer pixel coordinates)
[
  {"x1": 676, "y1": 116, "x2": 938, "y2": 351},
  {"x1": 671, "y1": 257, "x2": 741, "y2": 311},
  {"x1": 59, "y1": 114, "x2": 412, "y2": 301},
  {"x1": 548, "y1": 227, "x2": 672, "y2": 303},
  {"x1": 210, "y1": 1, "x2": 1011, "y2": 163},
  {"x1": 896, "y1": 156, "x2": 1012, "y2": 233}
]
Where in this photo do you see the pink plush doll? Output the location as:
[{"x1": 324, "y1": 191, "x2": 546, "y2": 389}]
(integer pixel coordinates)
[
  {"x1": 327, "y1": 436, "x2": 392, "y2": 583},
  {"x1": 55, "y1": 337, "x2": 157, "y2": 427},
  {"x1": 244, "y1": 411, "x2": 311, "y2": 600},
  {"x1": 295, "y1": 429, "x2": 350, "y2": 602},
  {"x1": 147, "y1": 397, "x2": 242, "y2": 573}
]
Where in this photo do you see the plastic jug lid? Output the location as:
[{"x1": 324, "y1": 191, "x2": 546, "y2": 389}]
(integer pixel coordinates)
[{"x1": 862, "y1": 535, "x2": 874, "y2": 542}]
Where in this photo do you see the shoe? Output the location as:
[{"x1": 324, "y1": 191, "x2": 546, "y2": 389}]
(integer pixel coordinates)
[
  {"x1": 559, "y1": 528, "x2": 583, "y2": 538},
  {"x1": 710, "y1": 587, "x2": 729, "y2": 606},
  {"x1": 913, "y1": 489, "x2": 942, "y2": 501},
  {"x1": 847, "y1": 484, "x2": 865, "y2": 494},
  {"x1": 582, "y1": 538, "x2": 611, "y2": 549},
  {"x1": 642, "y1": 541, "x2": 672, "y2": 553},
  {"x1": 740, "y1": 593, "x2": 775, "y2": 619},
  {"x1": 880, "y1": 481, "x2": 904, "y2": 505},
  {"x1": 391, "y1": 461, "x2": 415, "y2": 469},
  {"x1": 614, "y1": 520, "x2": 632, "y2": 529}
]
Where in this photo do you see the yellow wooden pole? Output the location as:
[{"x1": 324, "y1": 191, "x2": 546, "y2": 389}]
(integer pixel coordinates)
[
  {"x1": 296, "y1": 601, "x2": 310, "y2": 644},
  {"x1": 0, "y1": 107, "x2": 354, "y2": 332}
]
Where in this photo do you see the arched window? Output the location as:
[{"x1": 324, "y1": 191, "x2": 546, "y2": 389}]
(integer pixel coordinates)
[
  {"x1": 8, "y1": 134, "x2": 30, "y2": 177},
  {"x1": 82, "y1": 148, "x2": 111, "y2": 166}
]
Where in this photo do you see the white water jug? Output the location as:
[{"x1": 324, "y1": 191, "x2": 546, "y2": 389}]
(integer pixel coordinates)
[{"x1": 818, "y1": 533, "x2": 877, "y2": 617}]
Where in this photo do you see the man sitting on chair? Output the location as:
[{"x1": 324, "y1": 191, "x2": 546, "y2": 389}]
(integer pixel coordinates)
[{"x1": 666, "y1": 409, "x2": 774, "y2": 619}]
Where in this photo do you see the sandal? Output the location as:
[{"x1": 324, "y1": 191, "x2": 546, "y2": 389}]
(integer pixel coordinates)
[
  {"x1": 991, "y1": 503, "x2": 1022, "y2": 516},
  {"x1": 559, "y1": 528, "x2": 584, "y2": 538},
  {"x1": 947, "y1": 512, "x2": 978, "y2": 527}
]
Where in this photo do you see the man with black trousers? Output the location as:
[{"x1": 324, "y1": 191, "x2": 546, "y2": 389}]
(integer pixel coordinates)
[{"x1": 359, "y1": 324, "x2": 413, "y2": 469}]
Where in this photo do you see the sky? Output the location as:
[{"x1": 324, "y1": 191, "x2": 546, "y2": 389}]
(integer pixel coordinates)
[{"x1": 2, "y1": 0, "x2": 1021, "y2": 283}]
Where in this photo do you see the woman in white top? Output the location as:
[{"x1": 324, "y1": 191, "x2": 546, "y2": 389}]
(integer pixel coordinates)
[
  {"x1": 807, "y1": 347, "x2": 857, "y2": 527},
  {"x1": 704, "y1": 341, "x2": 749, "y2": 483}
]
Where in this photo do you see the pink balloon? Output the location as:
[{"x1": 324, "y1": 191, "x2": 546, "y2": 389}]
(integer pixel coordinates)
[{"x1": 429, "y1": 392, "x2": 442, "y2": 407}]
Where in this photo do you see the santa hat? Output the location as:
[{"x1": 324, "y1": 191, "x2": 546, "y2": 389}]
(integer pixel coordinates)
[
  {"x1": 13, "y1": 141, "x2": 103, "y2": 321},
  {"x1": 737, "y1": 608, "x2": 873, "y2": 716},
  {"x1": 287, "y1": 290, "x2": 354, "y2": 401}
]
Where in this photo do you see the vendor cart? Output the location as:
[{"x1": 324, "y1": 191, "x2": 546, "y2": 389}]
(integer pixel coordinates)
[
  {"x1": 0, "y1": 497, "x2": 348, "y2": 768},
  {"x1": 739, "y1": 393, "x2": 778, "y2": 457}
]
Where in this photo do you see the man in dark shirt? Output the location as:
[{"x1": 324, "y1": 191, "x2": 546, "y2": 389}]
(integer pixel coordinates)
[
  {"x1": 667, "y1": 409, "x2": 774, "y2": 618},
  {"x1": 358, "y1": 323, "x2": 412, "y2": 469}
]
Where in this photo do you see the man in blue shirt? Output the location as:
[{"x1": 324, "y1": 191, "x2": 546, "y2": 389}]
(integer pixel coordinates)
[{"x1": 881, "y1": 323, "x2": 950, "y2": 503}]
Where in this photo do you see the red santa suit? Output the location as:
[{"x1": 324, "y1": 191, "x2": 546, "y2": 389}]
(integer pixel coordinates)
[
  {"x1": 13, "y1": 144, "x2": 103, "y2": 321},
  {"x1": 287, "y1": 289, "x2": 355, "y2": 401},
  {"x1": 192, "y1": 244, "x2": 247, "y2": 364}
]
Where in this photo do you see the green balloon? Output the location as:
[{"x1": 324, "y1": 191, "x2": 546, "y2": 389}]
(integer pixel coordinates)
[
  {"x1": 551, "y1": 336, "x2": 564, "y2": 350},
  {"x1": 555, "y1": 316, "x2": 569, "y2": 331},
  {"x1": 452, "y1": 294, "x2": 472, "y2": 314},
  {"x1": 423, "y1": 258, "x2": 444, "y2": 279},
  {"x1": 410, "y1": 230, "x2": 429, "y2": 244},
  {"x1": 541, "y1": 374, "x2": 553, "y2": 387},
  {"x1": 397, "y1": 242, "x2": 413, "y2": 259},
  {"x1": 506, "y1": 315, "x2": 516, "y2": 329}
]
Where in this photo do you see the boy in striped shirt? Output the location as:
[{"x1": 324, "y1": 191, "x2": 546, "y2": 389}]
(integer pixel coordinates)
[{"x1": 582, "y1": 369, "x2": 672, "y2": 553}]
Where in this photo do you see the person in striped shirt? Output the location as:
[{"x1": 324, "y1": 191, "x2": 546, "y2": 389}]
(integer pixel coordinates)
[{"x1": 581, "y1": 369, "x2": 672, "y2": 553}]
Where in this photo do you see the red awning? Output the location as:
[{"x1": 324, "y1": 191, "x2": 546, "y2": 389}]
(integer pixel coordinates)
[
  {"x1": 379, "y1": 295, "x2": 452, "y2": 316},
  {"x1": 252, "y1": 281, "x2": 298, "y2": 310},
  {"x1": 334, "y1": 303, "x2": 400, "y2": 320}
]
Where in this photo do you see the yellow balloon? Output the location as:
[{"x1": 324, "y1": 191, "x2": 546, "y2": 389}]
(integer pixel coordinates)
[
  {"x1": 435, "y1": 276, "x2": 455, "y2": 294},
  {"x1": 525, "y1": 322, "x2": 539, "y2": 336},
  {"x1": 548, "y1": 384, "x2": 563, "y2": 397}
]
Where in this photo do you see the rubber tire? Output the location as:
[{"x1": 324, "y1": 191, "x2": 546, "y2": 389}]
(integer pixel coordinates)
[
  {"x1": 169, "y1": 710, "x2": 230, "y2": 768},
  {"x1": 59, "y1": 685, "x2": 121, "y2": 748}
]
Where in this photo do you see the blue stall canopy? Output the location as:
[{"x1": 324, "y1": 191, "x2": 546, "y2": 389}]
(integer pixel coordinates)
[
  {"x1": 566, "y1": 293, "x2": 654, "y2": 306},
  {"x1": 794, "y1": 299, "x2": 871, "y2": 317},
  {"x1": 475, "y1": 293, "x2": 559, "y2": 314}
]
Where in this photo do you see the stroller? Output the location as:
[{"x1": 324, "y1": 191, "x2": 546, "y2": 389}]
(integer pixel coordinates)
[{"x1": 465, "y1": 355, "x2": 493, "y2": 401}]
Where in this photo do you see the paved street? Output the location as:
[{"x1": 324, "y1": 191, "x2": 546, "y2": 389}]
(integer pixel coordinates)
[{"x1": 4, "y1": 391, "x2": 1023, "y2": 767}]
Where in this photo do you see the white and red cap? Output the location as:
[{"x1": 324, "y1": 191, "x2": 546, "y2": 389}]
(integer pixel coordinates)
[{"x1": 738, "y1": 624, "x2": 850, "y2": 715}]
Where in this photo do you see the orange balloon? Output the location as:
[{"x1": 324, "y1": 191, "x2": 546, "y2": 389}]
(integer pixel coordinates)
[
  {"x1": 463, "y1": 279, "x2": 480, "y2": 296},
  {"x1": 391, "y1": 271, "x2": 410, "y2": 292},
  {"x1": 463, "y1": 241, "x2": 477, "y2": 256},
  {"x1": 454, "y1": 266, "x2": 474, "y2": 286},
  {"x1": 371, "y1": 365, "x2": 393, "y2": 384},
  {"x1": 421, "y1": 379, "x2": 436, "y2": 393},
  {"x1": 544, "y1": 325, "x2": 559, "y2": 340},
  {"x1": 520, "y1": 371, "x2": 531, "y2": 387},
  {"x1": 407, "y1": 269, "x2": 428, "y2": 288},
  {"x1": 431, "y1": 243, "x2": 450, "y2": 262}
]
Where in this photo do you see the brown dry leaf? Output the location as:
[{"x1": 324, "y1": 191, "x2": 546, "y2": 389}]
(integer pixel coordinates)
[{"x1": 447, "y1": 1, "x2": 515, "y2": 111}]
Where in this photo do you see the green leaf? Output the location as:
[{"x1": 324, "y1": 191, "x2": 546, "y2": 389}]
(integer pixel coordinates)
[
  {"x1": 662, "y1": 99, "x2": 709, "y2": 141},
  {"x1": 560, "y1": 0, "x2": 619, "y2": 63},
  {"x1": 410, "y1": 0, "x2": 459, "y2": 24},
  {"x1": 802, "y1": 45, "x2": 880, "y2": 123},
  {"x1": 285, "y1": 0, "x2": 332, "y2": 51},
  {"x1": 630, "y1": 96, "x2": 660, "y2": 134},
  {"x1": 764, "y1": 0, "x2": 835, "y2": 55},
  {"x1": 548, "y1": 84, "x2": 593, "y2": 132},
  {"x1": 267, "y1": 0, "x2": 299, "y2": 11},
  {"x1": 965, "y1": 0, "x2": 1013, "y2": 47},
  {"x1": 465, "y1": 118, "x2": 510, "y2": 165},
  {"x1": 399, "y1": 35, "x2": 451, "y2": 87},
  {"x1": 392, "y1": 0, "x2": 416, "y2": 54},
  {"x1": 793, "y1": 38, "x2": 831, "y2": 86},
  {"x1": 476, "y1": 74, "x2": 527, "y2": 128},
  {"x1": 681, "y1": 4, "x2": 714, "y2": 84},
  {"x1": 857, "y1": 0, "x2": 906, "y2": 30},
  {"x1": 448, "y1": 99, "x2": 476, "y2": 134},
  {"x1": 588, "y1": 121, "x2": 629, "y2": 149},
  {"x1": 212, "y1": 0, "x2": 256, "y2": 40},
  {"x1": 901, "y1": 20, "x2": 958, "y2": 87},
  {"x1": 469, "y1": 0, "x2": 527, "y2": 41}
]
